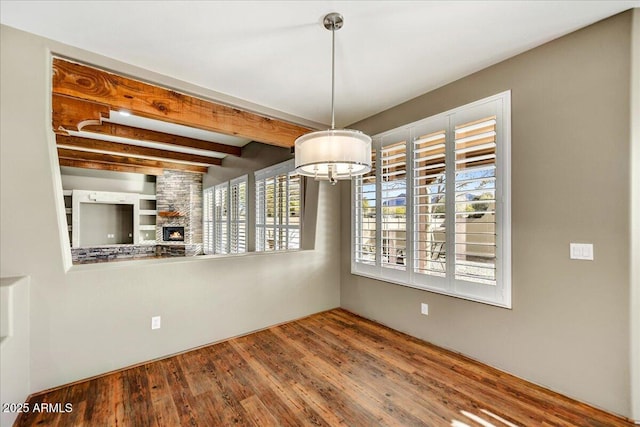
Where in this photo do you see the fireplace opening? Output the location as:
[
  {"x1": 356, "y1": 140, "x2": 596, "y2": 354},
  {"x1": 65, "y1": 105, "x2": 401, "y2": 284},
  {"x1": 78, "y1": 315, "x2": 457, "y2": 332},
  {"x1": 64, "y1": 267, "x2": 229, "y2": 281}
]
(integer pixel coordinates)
[{"x1": 163, "y1": 226, "x2": 185, "y2": 242}]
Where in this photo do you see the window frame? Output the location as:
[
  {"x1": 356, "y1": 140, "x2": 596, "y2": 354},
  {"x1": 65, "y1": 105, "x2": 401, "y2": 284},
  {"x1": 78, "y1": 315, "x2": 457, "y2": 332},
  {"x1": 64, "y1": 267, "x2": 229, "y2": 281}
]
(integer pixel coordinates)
[{"x1": 351, "y1": 91, "x2": 511, "y2": 308}]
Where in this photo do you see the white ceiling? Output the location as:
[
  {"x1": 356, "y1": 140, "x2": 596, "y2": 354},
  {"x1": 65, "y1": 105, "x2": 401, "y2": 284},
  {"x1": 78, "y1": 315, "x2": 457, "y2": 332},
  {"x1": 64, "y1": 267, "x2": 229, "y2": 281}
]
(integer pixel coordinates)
[{"x1": 1, "y1": 1, "x2": 638, "y2": 129}]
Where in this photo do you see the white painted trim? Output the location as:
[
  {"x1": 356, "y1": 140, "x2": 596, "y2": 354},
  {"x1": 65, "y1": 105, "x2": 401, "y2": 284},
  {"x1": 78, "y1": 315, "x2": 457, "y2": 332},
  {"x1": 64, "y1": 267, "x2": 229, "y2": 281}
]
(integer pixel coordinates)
[
  {"x1": 46, "y1": 51, "x2": 73, "y2": 272},
  {"x1": 630, "y1": 7, "x2": 640, "y2": 424}
]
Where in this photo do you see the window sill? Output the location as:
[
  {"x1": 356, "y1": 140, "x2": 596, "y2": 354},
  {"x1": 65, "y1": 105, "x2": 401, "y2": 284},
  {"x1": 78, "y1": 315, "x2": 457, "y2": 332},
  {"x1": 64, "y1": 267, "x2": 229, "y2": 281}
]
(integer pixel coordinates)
[{"x1": 350, "y1": 269, "x2": 512, "y2": 309}]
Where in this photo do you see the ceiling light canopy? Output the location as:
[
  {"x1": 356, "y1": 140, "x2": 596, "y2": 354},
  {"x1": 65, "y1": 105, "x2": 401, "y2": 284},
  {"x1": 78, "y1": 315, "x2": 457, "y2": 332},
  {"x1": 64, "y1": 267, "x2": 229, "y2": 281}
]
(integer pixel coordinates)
[{"x1": 294, "y1": 13, "x2": 372, "y2": 185}]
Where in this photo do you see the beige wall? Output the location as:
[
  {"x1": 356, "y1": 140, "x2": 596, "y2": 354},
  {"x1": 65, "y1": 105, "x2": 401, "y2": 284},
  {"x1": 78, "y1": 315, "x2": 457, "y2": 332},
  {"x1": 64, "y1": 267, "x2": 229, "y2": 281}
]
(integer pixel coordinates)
[
  {"x1": 202, "y1": 141, "x2": 296, "y2": 252},
  {"x1": 341, "y1": 11, "x2": 633, "y2": 418},
  {"x1": 630, "y1": 8, "x2": 640, "y2": 422},
  {"x1": 0, "y1": 24, "x2": 340, "y2": 399},
  {"x1": 203, "y1": 141, "x2": 292, "y2": 189}
]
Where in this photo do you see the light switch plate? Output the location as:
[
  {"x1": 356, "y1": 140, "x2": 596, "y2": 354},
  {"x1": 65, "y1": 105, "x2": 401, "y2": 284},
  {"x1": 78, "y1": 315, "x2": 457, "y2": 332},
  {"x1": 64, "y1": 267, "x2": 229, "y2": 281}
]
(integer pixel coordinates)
[
  {"x1": 570, "y1": 243, "x2": 594, "y2": 260},
  {"x1": 151, "y1": 316, "x2": 161, "y2": 330},
  {"x1": 421, "y1": 303, "x2": 429, "y2": 316}
]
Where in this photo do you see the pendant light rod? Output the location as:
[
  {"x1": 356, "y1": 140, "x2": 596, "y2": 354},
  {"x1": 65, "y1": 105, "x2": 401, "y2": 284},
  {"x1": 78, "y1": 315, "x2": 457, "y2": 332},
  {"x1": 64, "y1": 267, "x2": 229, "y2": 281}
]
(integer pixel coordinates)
[
  {"x1": 330, "y1": 20, "x2": 336, "y2": 130},
  {"x1": 324, "y1": 12, "x2": 343, "y2": 130}
]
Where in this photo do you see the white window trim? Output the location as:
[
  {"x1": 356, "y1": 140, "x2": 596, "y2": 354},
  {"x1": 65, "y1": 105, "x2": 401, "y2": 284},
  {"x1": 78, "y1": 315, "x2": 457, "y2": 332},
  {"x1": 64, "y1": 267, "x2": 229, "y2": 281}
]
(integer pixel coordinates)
[{"x1": 351, "y1": 91, "x2": 511, "y2": 308}]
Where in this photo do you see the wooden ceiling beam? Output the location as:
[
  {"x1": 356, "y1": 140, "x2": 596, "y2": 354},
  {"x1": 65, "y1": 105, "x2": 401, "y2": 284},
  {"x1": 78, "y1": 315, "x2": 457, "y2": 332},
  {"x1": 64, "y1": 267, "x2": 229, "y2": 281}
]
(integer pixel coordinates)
[
  {"x1": 81, "y1": 122, "x2": 241, "y2": 156},
  {"x1": 59, "y1": 158, "x2": 164, "y2": 176},
  {"x1": 56, "y1": 135, "x2": 222, "y2": 166},
  {"x1": 52, "y1": 94, "x2": 110, "y2": 134},
  {"x1": 52, "y1": 58, "x2": 312, "y2": 148},
  {"x1": 57, "y1": 148, "x2": 209, "y2": 174}
]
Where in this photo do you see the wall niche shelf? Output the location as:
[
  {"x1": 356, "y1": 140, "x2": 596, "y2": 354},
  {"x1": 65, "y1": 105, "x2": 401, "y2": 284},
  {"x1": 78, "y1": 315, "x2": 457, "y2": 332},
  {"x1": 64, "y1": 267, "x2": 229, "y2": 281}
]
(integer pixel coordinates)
[{"x1": 139, "y1": 194, "x2": 157, "y2": 245}]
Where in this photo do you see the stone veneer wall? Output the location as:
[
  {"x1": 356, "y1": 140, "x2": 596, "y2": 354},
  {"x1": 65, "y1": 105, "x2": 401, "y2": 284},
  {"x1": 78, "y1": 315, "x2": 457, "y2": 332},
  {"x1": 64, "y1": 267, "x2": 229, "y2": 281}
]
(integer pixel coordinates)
[
  {"x1": 72, "y1": 245, "x2": 157, "y2": 263},
  {"x1": 156, "y1": 170, "x2": 203, "y2": 255},
  {"x1": 71, "y1": 244, "x2": 202, "y2": 264}
]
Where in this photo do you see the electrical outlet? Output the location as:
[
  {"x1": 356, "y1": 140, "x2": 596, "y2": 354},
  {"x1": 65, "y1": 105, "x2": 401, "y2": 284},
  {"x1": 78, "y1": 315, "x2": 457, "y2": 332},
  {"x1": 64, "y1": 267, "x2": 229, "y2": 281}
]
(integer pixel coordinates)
[
  {"x1": 107, "y1": 233, "x2": 115, "y2": 239},
  {"x1": 570, "y1": 243, "x2": 594, "y2": 260},
  {"x1": 421, "y1": 303, "x2": 429, "y2": 316},
  {"x1": 151, "y1": 316, "x2": 161, "y2": 330}
]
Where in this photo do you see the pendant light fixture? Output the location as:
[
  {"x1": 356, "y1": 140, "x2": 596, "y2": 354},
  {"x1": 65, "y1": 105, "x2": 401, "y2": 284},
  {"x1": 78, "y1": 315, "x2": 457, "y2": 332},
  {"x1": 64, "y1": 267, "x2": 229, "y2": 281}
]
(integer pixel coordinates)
[{"x1": 294, "y1": 12, "x2": 372, "y2": 185}]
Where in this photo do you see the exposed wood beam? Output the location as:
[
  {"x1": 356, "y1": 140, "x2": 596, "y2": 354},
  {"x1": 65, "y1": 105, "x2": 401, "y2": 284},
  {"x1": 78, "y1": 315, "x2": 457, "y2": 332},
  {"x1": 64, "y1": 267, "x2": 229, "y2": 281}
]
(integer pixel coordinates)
[
  {"x1": 82, "y1": 122, "x2": 242, "y2": 156},
  {"x1": 52, "y1": 58, "x2": 313, "y2": 148},
  {"x1": 52, "y1": 94, "x2": 110, "y2": 134},
  {"x1": 56, "y1": 135, "x2": 222, "y2": 166},
  {"x1": 57, "y1": 148, "x2": 209, "y2": 174},
  {"x1": 59, "y1": 158, "x2": 164, "y2": 176}
]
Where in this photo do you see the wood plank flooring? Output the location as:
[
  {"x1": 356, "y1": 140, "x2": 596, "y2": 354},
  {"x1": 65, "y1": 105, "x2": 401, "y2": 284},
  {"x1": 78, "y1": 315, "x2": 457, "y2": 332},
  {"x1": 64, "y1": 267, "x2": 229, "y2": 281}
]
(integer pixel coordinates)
[{"x1": 16, "y1": 309, "x2": 632, "y2": 426}]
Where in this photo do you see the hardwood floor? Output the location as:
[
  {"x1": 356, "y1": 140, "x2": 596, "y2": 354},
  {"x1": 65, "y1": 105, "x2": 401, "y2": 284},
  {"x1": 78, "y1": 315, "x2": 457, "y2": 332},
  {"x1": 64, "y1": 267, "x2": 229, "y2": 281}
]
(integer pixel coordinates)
[{"x1": 16, "y1": 309, "x2": 632, "y2": 426}]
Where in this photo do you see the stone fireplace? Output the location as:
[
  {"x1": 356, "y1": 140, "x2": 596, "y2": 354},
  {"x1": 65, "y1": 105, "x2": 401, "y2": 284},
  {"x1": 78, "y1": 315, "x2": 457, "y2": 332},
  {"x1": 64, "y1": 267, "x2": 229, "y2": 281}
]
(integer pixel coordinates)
[
  {"x1": 155, "y1": 170, "x2": 203, "y2": 256},
  {"x1": 69, "y1": 170, "x2": 205, "y2": 264}
]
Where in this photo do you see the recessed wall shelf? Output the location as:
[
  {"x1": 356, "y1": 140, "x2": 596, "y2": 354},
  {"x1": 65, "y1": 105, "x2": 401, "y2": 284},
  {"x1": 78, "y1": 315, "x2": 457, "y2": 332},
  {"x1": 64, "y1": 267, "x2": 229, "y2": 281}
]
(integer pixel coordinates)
[{"x1": 139, "y1": 197, "x2": 157, "y2": 244}]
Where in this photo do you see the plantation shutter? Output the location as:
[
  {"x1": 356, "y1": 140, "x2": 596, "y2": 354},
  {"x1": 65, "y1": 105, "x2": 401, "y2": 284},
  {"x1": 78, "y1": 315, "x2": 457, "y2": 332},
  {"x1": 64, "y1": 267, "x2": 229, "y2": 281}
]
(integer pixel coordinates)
[
  {"x1": 255, "y1": 160, "x2": 301, "y2": 252},
  {"x1": 275, "y1": 174, "x2": 288, "y2": 250},
  {"x1": 203, "y1": 187, "x2": 214, "y2": 255},
  {"x1": 352, "y1": 91, "x2": 510, "y2": 308},
  {"x1": 354, "y1": 148, "x2": 377, "y2": 265},
  {"x1": 264, "y1": 176, "x2": 276, "y2": 251},
  {"x1": 381, "y1": 135, "x2": 407, "y2": 271},
  {"x1": 229, "y1": 176, "x2": 247, "y2": 254},
  {"x1": 287, "y1": 172, "x2": 301, "y2": 250},
  {"x1": 454, "y1": 116, "x2": 497, "y2": 285},
  {"x1": 214, "y1": 183, "x2": 229, "y2": 254},
  {"x1": 413, "y1": 129, "x2": 447, "y2": 278},
  {"x1": 255, "y1": 177, "x2": 266, "y2": 251}
]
